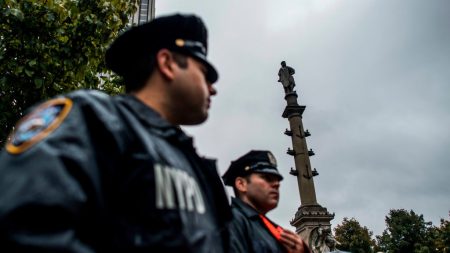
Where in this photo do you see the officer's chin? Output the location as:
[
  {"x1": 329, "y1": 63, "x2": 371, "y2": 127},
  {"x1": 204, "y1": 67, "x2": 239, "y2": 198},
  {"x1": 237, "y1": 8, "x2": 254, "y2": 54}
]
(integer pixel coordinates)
[
  {"x1": 264, "y1": 202, "x2": 278, "y2": 214},
  {"x1": 267, "y1": 198, "x2": 279, "y2": 207},
  {"x1": 180, "y1": 112, "x2": 209, "y2": 126}
]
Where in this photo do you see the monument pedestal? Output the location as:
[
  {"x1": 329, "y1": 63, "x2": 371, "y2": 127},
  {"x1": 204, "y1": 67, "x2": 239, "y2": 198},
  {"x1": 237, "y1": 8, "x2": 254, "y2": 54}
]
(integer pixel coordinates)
[
  {"x1": 291, "y1": 204, "x2": 334, "y2": 252},
  {"x1": 290, "y1": 204, "x2": 334, "y2": 239}
]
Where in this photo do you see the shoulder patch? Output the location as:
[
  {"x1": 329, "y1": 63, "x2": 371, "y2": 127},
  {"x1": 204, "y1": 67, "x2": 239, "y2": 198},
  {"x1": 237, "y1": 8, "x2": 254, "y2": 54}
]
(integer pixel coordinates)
[{"x1": 6, "y1": 98, "x2": 73, "y2": 154}]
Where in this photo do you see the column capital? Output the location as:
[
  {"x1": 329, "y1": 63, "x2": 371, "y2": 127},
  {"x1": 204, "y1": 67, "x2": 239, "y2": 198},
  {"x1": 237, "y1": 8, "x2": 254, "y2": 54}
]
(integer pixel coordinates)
[{"x1": 282, "y1": 105, "x2": 306, "y2": 118}]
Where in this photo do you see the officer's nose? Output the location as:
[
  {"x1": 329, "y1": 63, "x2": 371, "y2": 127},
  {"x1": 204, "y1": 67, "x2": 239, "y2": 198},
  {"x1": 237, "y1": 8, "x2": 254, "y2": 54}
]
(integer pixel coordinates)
[
  {"x1": 208, "y1": 84, "x2": 217, "y2": 96},
  {"x1": 272, "y1": 180, "x2": 280, "y2": 189}
]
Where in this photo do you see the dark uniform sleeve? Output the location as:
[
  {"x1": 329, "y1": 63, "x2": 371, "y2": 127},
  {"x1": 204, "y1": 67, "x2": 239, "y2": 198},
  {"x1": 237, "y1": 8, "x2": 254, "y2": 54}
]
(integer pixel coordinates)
[
  {"x1": 228, "y1": 208, "x2": 253, "y2": 253},
  {"x1": 0, "y1": 93, "x2": 123, "y2": 252}
]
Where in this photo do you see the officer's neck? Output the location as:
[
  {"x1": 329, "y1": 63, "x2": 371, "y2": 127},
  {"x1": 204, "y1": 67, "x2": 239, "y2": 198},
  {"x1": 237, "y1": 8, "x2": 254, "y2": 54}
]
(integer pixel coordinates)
[
  {"x1": 239, "y1": 197, "x2": 271, "y2": 215},
  {"x1": 132, "y1": 76, "x2": 179, "y2": 125}
]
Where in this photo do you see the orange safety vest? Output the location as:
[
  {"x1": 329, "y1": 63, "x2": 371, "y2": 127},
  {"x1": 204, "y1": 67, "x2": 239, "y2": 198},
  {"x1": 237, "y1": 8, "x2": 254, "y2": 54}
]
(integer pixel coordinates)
[
  {"x1": 259, "y1": 214, "x2": 312, "y2": 253},
  {"x1": 259, "y1": 214, "x2": 284, "y2": 241}
]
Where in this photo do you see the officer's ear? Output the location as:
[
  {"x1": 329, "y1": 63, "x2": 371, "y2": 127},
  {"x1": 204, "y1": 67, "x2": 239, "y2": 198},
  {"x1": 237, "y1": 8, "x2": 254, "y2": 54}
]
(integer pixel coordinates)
[
  {"x1": 156, "y1": 49, "x2": 176, "y2": 81},
  {"x1": 235, "y1": 176, "x2": 248, "y2": 193}
]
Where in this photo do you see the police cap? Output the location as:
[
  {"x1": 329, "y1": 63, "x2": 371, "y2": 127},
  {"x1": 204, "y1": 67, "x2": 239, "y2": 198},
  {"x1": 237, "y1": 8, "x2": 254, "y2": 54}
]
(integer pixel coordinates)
[
  {"x1": 222, "y1": 150, "x2": 284, "y2": 186},
  {"x1": 105, "y1": 13, "x2": 218, "y2": 84}
]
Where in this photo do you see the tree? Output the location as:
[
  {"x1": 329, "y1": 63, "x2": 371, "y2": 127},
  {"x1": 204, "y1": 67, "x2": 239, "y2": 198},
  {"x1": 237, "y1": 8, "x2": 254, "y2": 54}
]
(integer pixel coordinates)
[
  {"x1": 0, "y1": 0, "x2": 138, "y2": 146},
  {"x1": 432, "y1": 213, "x2": 450, "y2": 253},
  {"x1": 376, "y1": 209, "x2": 436, "y2": 253},
  {"x1": 334, "y1": 217, "x2": 375, "y2": 253}
]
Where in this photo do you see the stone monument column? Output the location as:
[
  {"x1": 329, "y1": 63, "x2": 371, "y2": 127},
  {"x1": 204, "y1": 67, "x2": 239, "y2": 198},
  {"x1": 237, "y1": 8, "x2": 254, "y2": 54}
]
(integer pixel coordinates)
[{"x1": 278, "y1": 61, "x2": 335, "y2": 253}]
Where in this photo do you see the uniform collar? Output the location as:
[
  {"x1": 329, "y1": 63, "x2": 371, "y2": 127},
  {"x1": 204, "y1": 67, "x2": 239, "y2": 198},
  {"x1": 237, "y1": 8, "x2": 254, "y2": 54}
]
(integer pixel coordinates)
[
  {"x1": 116, "y1": 94, "x2": 193, "y2": 145},
  {"x1": 231, "y1": 197, "x2": 260, "y2": 218}
]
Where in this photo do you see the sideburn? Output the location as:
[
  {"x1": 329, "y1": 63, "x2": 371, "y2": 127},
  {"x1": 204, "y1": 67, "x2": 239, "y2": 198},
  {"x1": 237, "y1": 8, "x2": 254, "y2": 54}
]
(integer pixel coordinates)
[{"x1": 172, "y1": 52, "x2": 188, "y2": 69}]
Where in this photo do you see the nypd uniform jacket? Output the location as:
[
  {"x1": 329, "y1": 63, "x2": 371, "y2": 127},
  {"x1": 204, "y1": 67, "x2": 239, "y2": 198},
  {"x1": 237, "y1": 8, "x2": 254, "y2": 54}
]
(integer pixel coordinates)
[
  {"x1": 228, "y1": 198, "x2": 286, "y2": 253},
  {"x1": 0, "y1": 90, "x2": 231, "y2": 253}
]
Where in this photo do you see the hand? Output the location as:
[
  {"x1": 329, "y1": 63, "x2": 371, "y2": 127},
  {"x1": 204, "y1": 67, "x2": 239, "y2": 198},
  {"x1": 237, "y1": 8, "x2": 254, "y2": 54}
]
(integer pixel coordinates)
[{"x1": 279, "y1": 228, "x2": 309, "y2": 253}]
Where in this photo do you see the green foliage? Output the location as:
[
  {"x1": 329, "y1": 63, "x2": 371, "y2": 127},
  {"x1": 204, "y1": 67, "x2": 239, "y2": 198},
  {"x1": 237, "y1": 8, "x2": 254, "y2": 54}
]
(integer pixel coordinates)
[
  {"x1": 0, "y1": 0, "x2": 137, "y2": 146},
  {"x1": 431, "y1": 213, "x2": 450, "y2": 253},
  {"x1": 334, "y1": 217, "x2": 375, "y2": 253},
  {"x1": 376, "y1": 209, "x2": 436, "y2": 253}
]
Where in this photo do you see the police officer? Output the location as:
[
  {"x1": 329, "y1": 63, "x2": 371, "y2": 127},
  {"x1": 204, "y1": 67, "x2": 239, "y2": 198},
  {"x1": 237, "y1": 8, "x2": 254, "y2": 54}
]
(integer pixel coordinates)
[
  {"x1": 223, "y1": 150, "x2": 310, "y2": 253},
  {"x1": 0, "y1": 14, "x2": 231, "y2": 252}
]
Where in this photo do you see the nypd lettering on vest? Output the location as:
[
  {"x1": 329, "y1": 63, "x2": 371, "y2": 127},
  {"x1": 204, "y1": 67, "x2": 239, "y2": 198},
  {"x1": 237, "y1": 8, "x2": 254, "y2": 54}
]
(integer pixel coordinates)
[{"x1": 155, "y1": 164, "x2": 205, "y2": 214}]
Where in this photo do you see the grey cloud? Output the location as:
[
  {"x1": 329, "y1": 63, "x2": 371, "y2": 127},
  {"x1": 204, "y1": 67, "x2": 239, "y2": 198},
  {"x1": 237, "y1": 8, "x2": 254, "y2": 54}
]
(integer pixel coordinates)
[{"x1": 159, "y1": 0, "x2": 450, "y2": 236}]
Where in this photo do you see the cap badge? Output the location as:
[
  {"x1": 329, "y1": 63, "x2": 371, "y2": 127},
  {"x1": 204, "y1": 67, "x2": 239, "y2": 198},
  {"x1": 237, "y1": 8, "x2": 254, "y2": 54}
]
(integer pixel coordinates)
[
  {"x1": 175, "y1": 38, "x2": 185, "y2": 47},
  {"x1": 267, "y1": 152, "x2": 277, "y2": 167},
  {"x1": 6, "y1": 97, "x2": 73, "y2": 155},
  {"x1": 175, "y1": 38, "x2": 207, "y2": 55}
]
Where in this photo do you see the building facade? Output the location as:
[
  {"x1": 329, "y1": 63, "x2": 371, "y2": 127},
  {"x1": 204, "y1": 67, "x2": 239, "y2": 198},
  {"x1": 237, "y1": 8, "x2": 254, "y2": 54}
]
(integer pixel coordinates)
[{"x1": 130, "y1": 0, "x2": 155, "y2": 25}]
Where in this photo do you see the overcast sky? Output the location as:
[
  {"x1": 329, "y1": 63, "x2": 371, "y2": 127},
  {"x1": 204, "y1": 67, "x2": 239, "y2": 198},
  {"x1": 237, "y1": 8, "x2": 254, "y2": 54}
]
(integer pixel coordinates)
[{"x1": 156, "y1": 0, "x2": 450, "y2": 236}]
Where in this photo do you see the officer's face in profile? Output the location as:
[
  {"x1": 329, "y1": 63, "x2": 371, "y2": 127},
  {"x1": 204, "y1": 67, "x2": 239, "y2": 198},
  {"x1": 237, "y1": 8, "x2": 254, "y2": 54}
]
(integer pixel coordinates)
[
  {"x1": 168, "y1": 55, "x2": 217, "y2": 125},
  {"x1": 237, "y1": 172, "x2": 280, "y2": 214}
]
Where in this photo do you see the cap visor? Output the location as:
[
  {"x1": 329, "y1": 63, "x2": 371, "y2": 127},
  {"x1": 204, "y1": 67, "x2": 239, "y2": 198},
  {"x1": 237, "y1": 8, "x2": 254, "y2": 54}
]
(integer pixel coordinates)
[
  {"x1": 190, "y1": 52, "x2": 218, "y2": 83},
  {"x1": 254, "y1": 167, "x2": 284, "y2": 181}
]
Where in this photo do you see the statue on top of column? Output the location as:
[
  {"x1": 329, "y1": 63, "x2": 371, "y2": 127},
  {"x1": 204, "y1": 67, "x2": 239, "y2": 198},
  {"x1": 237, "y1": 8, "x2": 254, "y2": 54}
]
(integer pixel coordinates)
[{"x1": 277, "y1": 61, "x2": 296, "y2": 94}]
